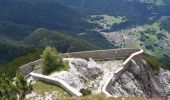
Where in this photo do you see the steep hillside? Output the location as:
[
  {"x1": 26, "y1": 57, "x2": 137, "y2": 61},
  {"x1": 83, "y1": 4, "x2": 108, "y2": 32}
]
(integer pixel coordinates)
[
  {"x1": 0, "y1": 27, "x2": 102, "y2": 76},
  {"x1": 0, "y1": 28, "x2": 101, "y2": 66},
  {"x1": 56, "y1": 0, "x2": 152, "y2": 16},
  {"x1": 0, "y1": 21, "x2": 34, "y2": 40},
  {"x1": 0, "y1": 0, "x2": 113, "y2": 65},
  {"x1": 0, "y1": 49, "x2": 42, "y2": 78},
  {"x1": 56, "y1": 0, "x2": 170, "y2": 28},
  {"x1": 110, "y1": 56, "x2": 170, "y2": 98},
  {"x1": 22, "y1": 28, "x2": 101, "y2": 52},
  {"x1": 56, "y1": 0, "x2": 158, "y2": 30},
  {"x1": 0, "y1": 0, "x2": 106, "y2": 35},
  {"x1": 0, "y1": 0, "x2": 82, "y2": 31},
  {"x1": 0, "y1": 41, "x2": 26, "y2": 66},
  {"x1": 0, "y1": 0, "x2": 169, "y2": 69},
  {"x1": 0, "y1": 0, "x2": 108, "y2": 40}
]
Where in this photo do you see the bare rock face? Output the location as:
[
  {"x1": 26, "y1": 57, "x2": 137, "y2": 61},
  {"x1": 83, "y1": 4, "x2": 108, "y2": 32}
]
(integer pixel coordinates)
[
  {"x1": 129, "y1": 59, "x2": 140, "y2": 76},
  {"x1": 87, "y1": 58, "x2": 103, "y2": 80},
  {"x1": 71, "y1": 59, "x2": 89, "y2": 76},
  {"x1": 111, "y1": 59, "x2": 170, "y2": 98},
  {"x1": 88, "y1": 67, "x2": 103, "y2": 80},
  {"x1": 71, "y1": 58, "x2": 103, "y2": 80},
  {"x1": 111, "y1": 71, "x2": 145, "y2": 97}
]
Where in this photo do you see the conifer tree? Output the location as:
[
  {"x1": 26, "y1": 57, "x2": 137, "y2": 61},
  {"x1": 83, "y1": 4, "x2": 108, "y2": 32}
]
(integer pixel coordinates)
[
  {"x1": 0, "y1": 74, "x2": 17, "y2": 100},
  {"x1": 15, "y1": 69, "x2": 32, "y2": 100},
  {"x1": 41, "y1": 46, "x2": 63, "y2": 75}
]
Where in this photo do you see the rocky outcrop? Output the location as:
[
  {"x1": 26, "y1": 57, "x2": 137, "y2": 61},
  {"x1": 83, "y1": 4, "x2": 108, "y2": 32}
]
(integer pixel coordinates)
[
  {"x1": 110, "y1": 59, "x2": 170, "y2": 98},
  {"x1": 71, "y1": 58, "x2": 103, "y2": 80}
]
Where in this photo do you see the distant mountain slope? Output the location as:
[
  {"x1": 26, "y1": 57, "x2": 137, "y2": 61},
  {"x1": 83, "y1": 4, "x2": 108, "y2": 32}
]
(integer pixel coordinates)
[
  {"x1": 0, "y1": 49, "x2": 42, "y2": 78},
  {"x1": 0, "y1": 0, "x2": 113, "y2": 66},
  {"x1": 0, "y1": 0, "x2": 113, "y2": 46},
  {"x1": 22, "y1": 28, "x2": 101, "y2": 52},
  {"x1": 134, "y1": 0, "x2": 170, "y2": 5},
  {"x1": 0, "y1": 0, "x2": 169, "y2": 68},
  {"x1": 56, "y1": 0, "x2": 157, "y2": 29},
  {"x1": 130, "y1": 0, "x2": 163, "y2": 5},
  {"x1": 0, "y1": 0, "x2": 82, "y2": 32},
  {"x1": 56, "y1": 0, "x2": 166, "y2": 7},
  {"x1": 0, "y1": 21, "x2": 34, "y2": 40},
  {"x1": 56, "y1": 0, "x2": 170, "y2": 27},
  {"x1": 0, "y1": 41, "x2": 26, "y2": 66},
  {"x1": 0, "y1": 28, "x2": 101, "y2": 66},
  {"x1": 56, "y1": 0, "x2": 151, "y2": 15}
]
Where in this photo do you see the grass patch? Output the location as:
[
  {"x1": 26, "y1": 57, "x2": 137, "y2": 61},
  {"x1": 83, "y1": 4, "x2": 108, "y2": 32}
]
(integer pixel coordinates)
[
  {"x1": 59, "y1": 93, "x2": 161, "y2": 100},
  {"x1": 32, "y1": 81, "x2": 70, "y2": 97}
]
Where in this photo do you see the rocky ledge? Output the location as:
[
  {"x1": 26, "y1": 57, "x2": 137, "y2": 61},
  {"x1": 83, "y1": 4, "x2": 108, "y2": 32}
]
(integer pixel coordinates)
[{"x1": 110, "y1": 59, "x2": 170, "y2": 98}]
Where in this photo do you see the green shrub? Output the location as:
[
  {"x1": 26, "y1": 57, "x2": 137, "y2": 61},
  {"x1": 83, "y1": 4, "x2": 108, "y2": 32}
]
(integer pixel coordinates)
[
  {"x1": 40, "y1": 46, "x2": 68, "y2": 75},
  {"x1": 0, "y1": 70, "x2": 33, "y2": 100},
  {"x1": 144, "y1": 56, "x2": 166, "y2": 70},
  {"x1": 80, "y1": 88, "x2": 92, "y2": 96}
]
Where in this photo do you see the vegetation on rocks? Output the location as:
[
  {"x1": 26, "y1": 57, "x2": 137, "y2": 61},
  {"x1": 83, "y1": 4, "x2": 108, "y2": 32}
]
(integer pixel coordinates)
[
  {"x1": 144, "y1": 56, "x2": 166, "y2": 70},
  {"x1": 41, "y1": 46, "x2": 69, "y2": 75},
  {"x1": 80, "y1": 88, "x2": 92, "y2": 96}
]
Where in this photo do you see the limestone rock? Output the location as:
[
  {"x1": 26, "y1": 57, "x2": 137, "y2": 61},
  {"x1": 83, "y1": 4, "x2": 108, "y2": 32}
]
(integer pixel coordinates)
[
  {"x1": 88, "y1": 58, "x2": 100, "y2": 68},
  {"x1": 110, "y1": 59, "x2": 170, "y2": 98},
  {"x1": 87, "y1": 67, "x2": 103, "y2": 80},
  {"x1": 129, "y1": 59, "x2": 140, "y2": 75},
  {"x1": 69, "y1": 58, "x2": 103, "y2": 80}
]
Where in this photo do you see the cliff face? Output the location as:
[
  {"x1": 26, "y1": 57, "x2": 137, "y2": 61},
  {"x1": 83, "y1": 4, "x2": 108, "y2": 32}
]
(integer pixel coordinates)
[{"x1": 110, "y1": 59, "x2": 170, "y2": 98}]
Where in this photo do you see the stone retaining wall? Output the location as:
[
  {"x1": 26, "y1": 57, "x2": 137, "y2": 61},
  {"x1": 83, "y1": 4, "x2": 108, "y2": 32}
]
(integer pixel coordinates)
[
  {"x1": 19, "y1": 48, "x2": 144, "y2": 97},
  {"x1": 61, "y1": 48, "x2": 140, "y2": 60},
  {"x1": 20, "y1": 48, "x2": 141, "y2": 76},
  {"x1": 30, "y1": 72, "x2": 82, "y2": 97},
  {"x1": 102, "y1": 49, "x2": 144, "y2": 97},
  {"x1": 20, "y1": 60, "x2": 40, "y2": 76}
]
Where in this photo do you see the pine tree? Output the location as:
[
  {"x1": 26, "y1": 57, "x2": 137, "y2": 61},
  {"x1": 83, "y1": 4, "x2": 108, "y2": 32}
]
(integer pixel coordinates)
[
  {"x1": 15, "y1": 69, "x2": 32, "y2": 100},
  {"x1": 41, "y1": 46, "x2": 63, "y2": 75},
  {"x1": 0, "y1": 74, "x2": 17, "y2": 100}
]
